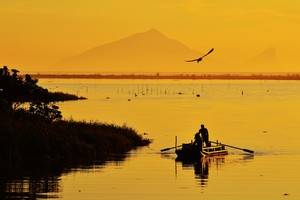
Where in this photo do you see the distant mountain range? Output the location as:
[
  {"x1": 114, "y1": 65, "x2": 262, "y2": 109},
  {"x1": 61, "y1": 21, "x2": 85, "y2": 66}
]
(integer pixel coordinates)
[
  {"x1": 53, "y1": 29, "x2": 278, "y2": 73},
  {"x1": 241, "y1": 47, "x2": 278, "y2": 71}
]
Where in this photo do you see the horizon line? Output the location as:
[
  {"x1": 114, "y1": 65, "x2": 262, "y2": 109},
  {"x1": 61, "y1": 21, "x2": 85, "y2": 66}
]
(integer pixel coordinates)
[
  {"x1": 27, "y1": 72, "x2": 300, "y2": 81},
  {"x1": 21, "y1": 71, "x2": 300, "y2": 75}
]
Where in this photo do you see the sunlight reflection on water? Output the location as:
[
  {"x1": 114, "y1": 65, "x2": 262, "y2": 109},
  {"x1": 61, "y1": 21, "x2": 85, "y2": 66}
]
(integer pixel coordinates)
[{"x1": 3, "y1": 79, "x2": 299, "y2": 200}]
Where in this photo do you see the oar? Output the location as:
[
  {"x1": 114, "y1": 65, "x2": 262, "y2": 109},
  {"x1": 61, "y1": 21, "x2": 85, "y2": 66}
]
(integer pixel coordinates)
[
  {"x1": 160, "y1": 145, "x2": 182, "y2": 152},
  {"x1": 210, "y1": 141, "x2": 254, "y2": 154}
]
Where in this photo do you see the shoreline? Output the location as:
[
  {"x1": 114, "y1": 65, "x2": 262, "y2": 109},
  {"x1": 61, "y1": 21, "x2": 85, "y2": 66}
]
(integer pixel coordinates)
[
  {"x1": 29, "y1": 73, "x2": 300, "y2": 80},
  {"x1": 0, "y1": 111, "x2": 150, "y2": 173},
  {"x1": 0, "y1": 66, "x2": 150, "y2": 174}
]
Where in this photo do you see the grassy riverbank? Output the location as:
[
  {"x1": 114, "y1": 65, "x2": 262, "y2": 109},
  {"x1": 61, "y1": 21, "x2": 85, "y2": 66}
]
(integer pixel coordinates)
[
  {"x1": 0, "y1": 110, "x2": 150, "y2": 170},
  {"x1": 0, "y1": 66, "x2": 150, "y2": 172}
]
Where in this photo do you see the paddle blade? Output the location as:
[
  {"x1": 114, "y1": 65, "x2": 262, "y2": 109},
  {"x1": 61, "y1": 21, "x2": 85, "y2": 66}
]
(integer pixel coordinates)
[
  {"x1": 160, "y1": 147, "x2": 172, "y2": 152},
  {"x1": 160, "y1": 145, "x2": 182, "y2": 152},
  {"x1": 243, "y1": 149, "x2": 254, "y2": 154}
]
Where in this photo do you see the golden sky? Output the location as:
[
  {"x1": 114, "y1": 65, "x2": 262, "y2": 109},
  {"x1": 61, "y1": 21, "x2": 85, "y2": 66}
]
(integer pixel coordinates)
[{"x1": 0, "y1": 0, "x2": 299, "y2": 72}]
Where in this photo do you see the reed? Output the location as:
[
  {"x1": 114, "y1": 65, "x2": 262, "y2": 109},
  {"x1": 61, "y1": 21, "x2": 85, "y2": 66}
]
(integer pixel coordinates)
[{"x1": 0, "y1": 110, "x2": 150, "y2": 170}]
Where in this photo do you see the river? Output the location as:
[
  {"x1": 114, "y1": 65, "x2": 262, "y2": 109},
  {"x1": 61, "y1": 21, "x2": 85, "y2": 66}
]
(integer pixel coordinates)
[{"x1": 2, "y1": 79, "x2": 300, "y2": 199}]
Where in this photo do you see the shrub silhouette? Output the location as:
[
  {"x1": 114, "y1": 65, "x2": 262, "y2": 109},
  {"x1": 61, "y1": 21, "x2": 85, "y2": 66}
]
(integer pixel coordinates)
[
  {"x1": 0, "y1": 66, "x2": 65, "y2": 120},
  {"x1": 0, "y1": 66, "x2": 150, "y2": 171}
]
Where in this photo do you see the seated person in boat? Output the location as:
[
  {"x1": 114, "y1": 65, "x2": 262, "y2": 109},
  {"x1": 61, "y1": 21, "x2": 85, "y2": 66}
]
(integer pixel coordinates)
[
  {"x1": 193, "y1": 132, "x2": 202, "y2": 151},
  {"x1": 199, "y1": 124, "x2": 210, "y2": 147}
]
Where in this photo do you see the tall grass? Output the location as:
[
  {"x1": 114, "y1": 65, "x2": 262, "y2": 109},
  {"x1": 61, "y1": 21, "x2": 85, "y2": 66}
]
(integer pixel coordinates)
[{"x1": 0, "y1": 110, "x2": 150, "y2": 170}]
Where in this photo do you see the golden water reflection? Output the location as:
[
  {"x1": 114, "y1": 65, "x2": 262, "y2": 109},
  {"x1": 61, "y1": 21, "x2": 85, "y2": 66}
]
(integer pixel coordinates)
[
  {"x1": 176, "y1": 156, "x2": 222, "y2": 187},
  {"x1": 0, "y1": 154, "x2": 127, "y2": 200},
  {"x1": 24, "y1": 79, "x2": 300, "y2": 199},
  {"x1": 175, "y1": 154, "x2": 255, "y2": 188},
  {"x1": 0, "y1": 175, "x2": 60, "y2": 199}
]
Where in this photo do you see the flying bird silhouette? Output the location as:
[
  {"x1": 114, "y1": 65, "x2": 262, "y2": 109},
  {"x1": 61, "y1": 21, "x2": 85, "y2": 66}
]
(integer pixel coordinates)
[{"x1": 185, "y1": 48, "x2": 214, "y2": 63}]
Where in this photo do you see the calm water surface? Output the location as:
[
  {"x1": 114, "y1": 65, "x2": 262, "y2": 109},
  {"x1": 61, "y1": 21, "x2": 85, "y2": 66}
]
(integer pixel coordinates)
[{"x1": 4, "y1": 79, "x2": 300, "y2": 199}]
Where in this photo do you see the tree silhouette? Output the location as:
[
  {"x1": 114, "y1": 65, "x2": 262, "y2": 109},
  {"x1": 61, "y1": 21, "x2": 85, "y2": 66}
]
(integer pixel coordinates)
[{"x1": 0, "y1": 66, "x2": 62, "y2": 120}]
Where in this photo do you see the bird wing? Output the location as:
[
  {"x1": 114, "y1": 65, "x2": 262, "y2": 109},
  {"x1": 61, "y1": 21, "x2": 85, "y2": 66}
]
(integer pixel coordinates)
[
  {"x1": 185, "y1": 59, "x2": 199, "y2": 62},
  {"x1": 185, "y1": 48, "x2": 214, "y2": 62},
  {"x1": 201, "y1": 48, "x2": 214, "y2": 58}
]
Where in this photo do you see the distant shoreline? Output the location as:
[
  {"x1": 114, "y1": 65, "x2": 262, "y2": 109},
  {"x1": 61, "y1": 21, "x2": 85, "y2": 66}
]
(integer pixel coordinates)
[{"x1": 28, "y1": 73, "x2": 300, "y2": 80}]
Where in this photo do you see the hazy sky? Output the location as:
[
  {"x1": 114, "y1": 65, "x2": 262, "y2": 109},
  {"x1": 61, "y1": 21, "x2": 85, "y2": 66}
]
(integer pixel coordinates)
[{"x1": 0, "y1": 0, "x2": 299, "y2": 72}]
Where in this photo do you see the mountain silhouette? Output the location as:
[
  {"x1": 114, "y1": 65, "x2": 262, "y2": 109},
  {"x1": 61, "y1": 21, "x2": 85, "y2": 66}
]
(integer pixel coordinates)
[
  {"x1": 241, "y1": 47, "x2": 278, "y2": 72},
  {"x1": 54, "y1": 29, "x2": 278, "y2": 73},
  {"x1": 54, "y1": 29, "x2": 220, "y2": 72}
]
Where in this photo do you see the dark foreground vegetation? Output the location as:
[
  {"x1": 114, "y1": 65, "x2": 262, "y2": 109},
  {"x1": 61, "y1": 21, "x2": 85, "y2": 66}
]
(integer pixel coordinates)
[
  {"x1": 0, "y1": 66, "x2": 150, "y2": 172},
  {"x1": 0, "y1": 111, "x2": 149, "y2": 171}
]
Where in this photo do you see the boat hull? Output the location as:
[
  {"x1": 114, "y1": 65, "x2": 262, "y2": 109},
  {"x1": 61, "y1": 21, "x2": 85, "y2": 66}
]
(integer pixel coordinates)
[{"x1": 175, "y1": 143, "x2": 228, "y2": 160}]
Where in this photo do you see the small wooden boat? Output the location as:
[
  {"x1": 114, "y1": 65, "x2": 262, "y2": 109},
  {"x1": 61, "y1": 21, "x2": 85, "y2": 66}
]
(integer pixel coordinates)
[{"x1": 175, "y1": 142, "x2": 228, "y2": 160}]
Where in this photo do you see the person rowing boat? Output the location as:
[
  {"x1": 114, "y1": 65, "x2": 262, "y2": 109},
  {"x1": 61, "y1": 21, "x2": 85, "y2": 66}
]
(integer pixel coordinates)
[
  {"x1": 199, "y1": 124, "x2": 210, "y2": 147},
  {"x1": 193, "y1": 124, "x2": 210, "y2": 150}
]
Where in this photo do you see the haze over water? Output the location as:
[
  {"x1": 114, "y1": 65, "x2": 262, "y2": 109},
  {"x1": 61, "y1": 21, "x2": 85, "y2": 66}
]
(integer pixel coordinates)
[{"x1": 22, "y1": 78, "x2": 299, "y2": 199}]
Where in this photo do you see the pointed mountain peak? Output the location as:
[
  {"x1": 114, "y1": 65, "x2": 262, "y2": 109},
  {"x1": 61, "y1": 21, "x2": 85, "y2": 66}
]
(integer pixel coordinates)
[
  {"x1": 242, "y1": 47, "x2": 278, "y2": 71},
  {"x1": 145, "y1": 28, "x2": 162, "y2": 34},
  {"x1": 54, "y1": 28, "x2": 201, "y2": 72},
  {"x1": 247, "y1": 47, "x2": 277, "y2": 63},
  {"x1": 135, "y1": 28, "x2": 167, "y2": 39},
  {"x1": 259, "y1": 47, "x2": 276, "y2": 56}
]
